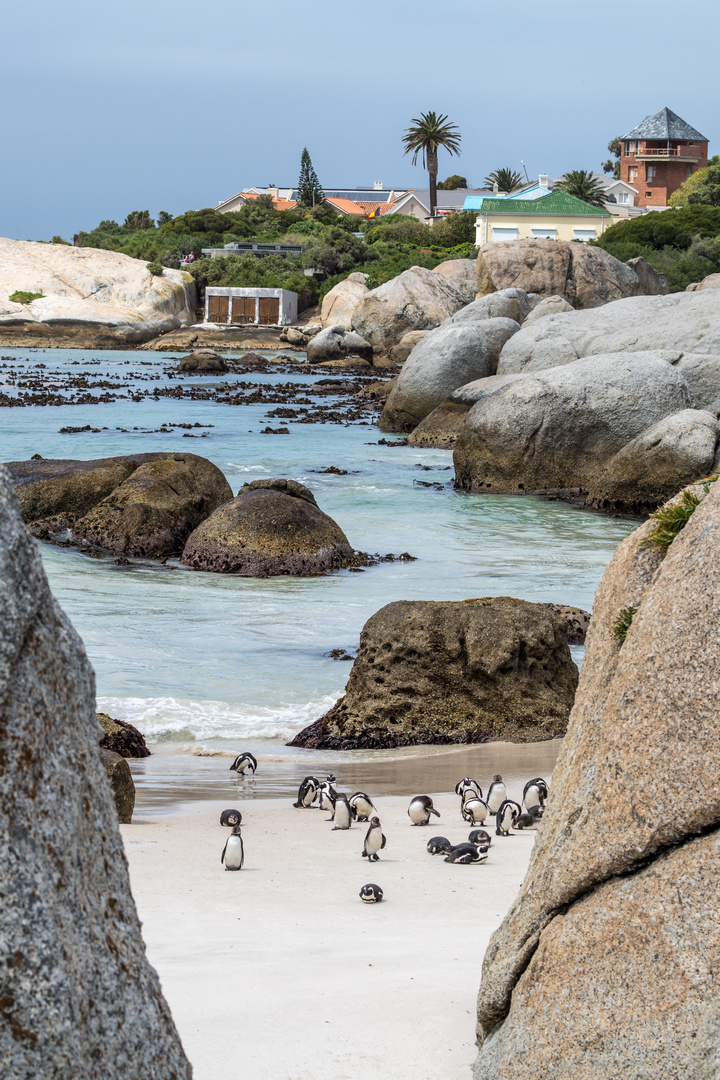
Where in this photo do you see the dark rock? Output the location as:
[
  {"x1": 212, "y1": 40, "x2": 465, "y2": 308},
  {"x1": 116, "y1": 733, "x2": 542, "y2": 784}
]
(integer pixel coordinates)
[
  {"x1": 7, "y1": 457, "x2": 133, "y2": 523},
  {"x1": 97, "y1": 712, "x2": 151, "y2": 758},
  {"x1": 407, "y1": 401, "x2": 470, "y2": 448},
  {"x1": 177, "y1": 349, "x2": 228, "y2": 374},
  {"x1": 100, "y1": 749, "x2": 136, "y2": 824},
  {"x1": 543, "y1": 604, "x2": 591, "y2": 644}
]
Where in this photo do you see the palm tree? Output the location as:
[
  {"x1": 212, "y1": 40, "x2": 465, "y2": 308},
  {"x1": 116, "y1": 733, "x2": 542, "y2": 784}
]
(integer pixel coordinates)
[
  {"x1": 402, "y1": 111, "x2": 461, "y2": 218},
  {"x1": 555, "y1": 170, "x2": 608, "y2": 208},
  {"x1": 484, "y1": 168, "x2": 524, "y2": 194}
]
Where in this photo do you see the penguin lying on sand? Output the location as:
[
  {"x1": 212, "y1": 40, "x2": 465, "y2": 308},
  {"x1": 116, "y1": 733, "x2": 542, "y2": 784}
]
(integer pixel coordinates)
[
  {"x1": 349, "y1": 792, "x2": 375, "y2": 821},
  {"x1": 359, "y1": 883, "x2": 383, "y2": 903},
  {"x1": 468, "y1": 828, "x2": 491, "y2": 846},
  {"x1": 229, "y1": 752, "x2": 257, "y2": 776},
  {"x1": 332, "y1": 793, "x2": 352, "y2": 830},
  {"x1": 362, "y1": 817, "x2": 386, "y2": 861},
  {"x1": 221, "y1": 825, "x2": 244, "y2": 870},
  {"x1": 515, "y1": 804, "x2": 544, "y2": 830},
  {"x1": 220, "y1": 809, "x2": 242, "y2": 827},
  {"x1": 455, "y1": 778, "x2": 482, "y2": 799},
  {"x1": 496, "y1": 799, "x2": 522, "y2": 835},
  {"x1": 427, "y1": 836, "x2": 453, "y2": 855},
  {"x1": 294, "y1": 776, "x2": 319, "y2": 808},
  {"x1": 444, "y1": 843, "x2": 489, "y2": 864},
  {"x1": 408, "y1": 795, "x2": 440, "y2": 825}
]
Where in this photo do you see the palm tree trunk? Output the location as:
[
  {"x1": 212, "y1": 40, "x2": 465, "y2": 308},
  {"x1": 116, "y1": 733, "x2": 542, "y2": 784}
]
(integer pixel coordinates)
[{"x1": 427, "y1": 149, "x2": 438, "y2": 217}]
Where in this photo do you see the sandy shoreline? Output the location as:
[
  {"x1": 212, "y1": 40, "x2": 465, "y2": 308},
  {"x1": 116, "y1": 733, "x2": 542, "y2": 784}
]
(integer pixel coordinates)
[{"x1": 121, "y1": 788, "x2": 537, "y2": 1079}]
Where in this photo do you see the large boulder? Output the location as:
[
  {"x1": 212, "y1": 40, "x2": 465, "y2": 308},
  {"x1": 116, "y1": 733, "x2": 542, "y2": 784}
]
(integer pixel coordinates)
[
  {"x1": 497, "y1": 290, "x2": 720, "y2": 376},
  {"x1": 320, "y1": 272, "x2": 369, "y2": 329},
  {"x1": 379, "y1": 317, "x2": 519, "y2": 432},
  {"x1": 407, "y1": 401, "x2": 471, "y2": 448},
  {"x1": 674, "y1": 352, "x2": 720, "y2": 410},
  {"x1": 306, "y1": 325, "x2": 373, "y2": 364},
  {"x1": 449, "y1": 289, "x2": 537, "y2": 326},
  {"x1": 289, "y1": 597, "x2": 578, "y2": 749},
  {"x1": 181, "y1": 477, "x2": 354, "y2": 576},
  {"x1": 476, "y1": 238, "x2": 641, "y2": 309},
  {"x1": 0, "y1": 237, "x2": 196, "y2": 346},
  {"x1": 454, "y1": 353, "x2": 692, "y2": 496},
  {"x1": 351, "y1": 266, "x2": 469, "y2": 351},
  {"x1": 0, "y1": 466, "x2": 191, "y2": 1076},
  {"x1": 97, "y1": 712, "x2": 151, "y2": 758},
  {"x1": 388, "y1": 329, "x2": 430, "y2": 363},
  {"x1": 100, "y1": 749, "x2": 136, "y2": 824},
  {"x1": 473, "y1": 479, "x2": 720, "y2": 1080},
  {"x1": 521, "y1": 294, "x2": 574, "y2": 325},
  {"x1": 431, "y1": 259, "x2": 478, "y2": 304},
  {"x1": 686, "y1": 271, "x2": 720, "y2": 291},
  {"x1": 72, "y1": 454, "x2": 233, "y2": 557},
  {"x1": 625, "y1": 255, "x2": 668, "y2": 295},
  {"x1": 177, "y1": 349, "x2": 228, "y2": 373}
]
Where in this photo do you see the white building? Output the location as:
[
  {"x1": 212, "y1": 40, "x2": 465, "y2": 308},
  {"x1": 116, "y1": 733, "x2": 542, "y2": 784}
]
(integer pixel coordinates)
[{"x1": 204, "y1": 287, "x2": 297, "y2": 327}]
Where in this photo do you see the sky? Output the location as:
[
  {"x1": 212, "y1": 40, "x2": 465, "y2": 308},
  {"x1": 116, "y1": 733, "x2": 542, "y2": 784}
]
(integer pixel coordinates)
[{"x1": 3, "y1": 0, "x2": 719, "y2": 241}]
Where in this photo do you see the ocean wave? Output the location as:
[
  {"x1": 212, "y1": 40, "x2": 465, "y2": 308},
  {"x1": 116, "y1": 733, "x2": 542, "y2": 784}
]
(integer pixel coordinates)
[{"x1": 96, "y1": 693, "x2": 339, "y2": 743}]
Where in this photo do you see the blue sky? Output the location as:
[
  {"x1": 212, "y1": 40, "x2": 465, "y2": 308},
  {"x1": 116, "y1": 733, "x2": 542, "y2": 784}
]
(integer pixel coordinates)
[{"x1": 3, "y1": 0, "x2": 719, "y2": 240}]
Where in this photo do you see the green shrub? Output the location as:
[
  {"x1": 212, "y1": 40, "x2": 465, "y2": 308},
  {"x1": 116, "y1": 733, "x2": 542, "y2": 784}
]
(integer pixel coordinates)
[
  {"x1": 9, "y1": 290, "x2": 44, "y2": 304},
  {"x1": 146, "y1": 261, "x2": 163, "y2": 276},
  {"x1": 612, "y1": 606, "x2": 638, "y2": 642},
  {"x1": 641, "y1": 488, "x2": 702, "y2": 551}
]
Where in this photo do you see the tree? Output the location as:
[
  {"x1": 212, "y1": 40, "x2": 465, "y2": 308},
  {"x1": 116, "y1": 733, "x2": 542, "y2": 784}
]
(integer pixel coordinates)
[
  {"x1": 669, "y1": 157, "x2": 720, "y2": 207},
  {"x1": 484, "y1": 168, "x2": 523, "y2": 193},
  {"x1": 602, "y1": 137, "x2": 622, "y2": 180},
  {"x1": 157, "y1": 211, "x2": 173, "y2": 225},
  {"x1": 123, "y1": 210, "x2": 155, "y2": 231},
  {"x1": 297, "y1": 148, "x2": 324, "y2": 208},
  {"x1": 437, "y1": 174, "x2": 468, "y2": 190},
  {"x1": 555, "y1": 170, "x2": 608, "y2": 208},
  {"x1": 685, "y1": 160, "x2": 720, "y2": 207},
  {"x1": 402, "y1": 111, "x2": 462, "y2": 217}
]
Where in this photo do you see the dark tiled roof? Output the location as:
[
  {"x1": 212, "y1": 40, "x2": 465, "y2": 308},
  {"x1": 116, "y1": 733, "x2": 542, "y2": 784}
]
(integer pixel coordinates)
[{"x1": 622, "y1": 107, "x2": 707, "y2": 143}]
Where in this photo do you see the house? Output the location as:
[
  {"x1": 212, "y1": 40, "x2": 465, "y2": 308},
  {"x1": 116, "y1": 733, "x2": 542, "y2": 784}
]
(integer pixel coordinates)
[
  {"x1": 214, "y1": 185, "x2": 418, "y2": 219},
  {"x1": 204, "y1": 287, "x2": 297, "y2": 326},
  {"x1": 201, "y1": 241, "x2": 306, "y2": 259},
  {"x1": 620, "y1": 107, "x2": 709, "y2": 208},
  {"x1": 472, "y1": 191, "x2": 612, "y2": 245},
  {"x1": 549, "y1": 173, "x2": 641, "y2": 217}
]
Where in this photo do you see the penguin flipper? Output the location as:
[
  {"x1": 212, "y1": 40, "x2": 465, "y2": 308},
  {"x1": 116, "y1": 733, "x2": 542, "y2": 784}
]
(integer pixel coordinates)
[
  {"x1": 221, "y1": 841, "x2": 228, "y2": 864},
  {"x1": 430, "y1": 807, "x2": 440, "y2": 817},
  {"x1": 381, "y1": 834, "x2": 387, "y2": 849}
]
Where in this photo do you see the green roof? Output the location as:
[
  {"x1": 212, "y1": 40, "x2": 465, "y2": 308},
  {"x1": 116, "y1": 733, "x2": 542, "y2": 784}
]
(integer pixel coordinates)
[{"x1": 476, "y1": 191, "x2": 610, "y2": 217}]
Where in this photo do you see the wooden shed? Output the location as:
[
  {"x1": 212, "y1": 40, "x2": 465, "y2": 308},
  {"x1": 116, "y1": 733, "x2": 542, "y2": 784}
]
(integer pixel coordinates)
[{"x1": 204, "y1": 287, "x2": 298, "y2": 327}]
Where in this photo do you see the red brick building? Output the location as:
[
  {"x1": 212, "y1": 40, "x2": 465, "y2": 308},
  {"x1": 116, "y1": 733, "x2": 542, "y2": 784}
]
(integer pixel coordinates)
[{"x1": 620, "y1": 107, "x2": 708, "y2": 208}]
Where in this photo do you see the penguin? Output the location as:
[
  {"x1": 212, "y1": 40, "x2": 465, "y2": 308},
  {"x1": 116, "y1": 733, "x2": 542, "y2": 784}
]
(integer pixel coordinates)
[
  {"x1": 221, "y1": 825, "x2": 244, "y2": 870},
  {"x1": 229, "y1": 752, "x2": 257, "y2": 776},
  {"x1": 496, "y1": 799, "x2": 522, "y2": 836},
  {"x1": 293, "y1": 776, "x2": 319, "y2": 808},
  {"x1": 332, "y1": 793, "x2": 352, "y2": 830},
  {"x1": 359, "y1": 883, "x2": 383, "y2": 903},
  {"x1": 515, "y1": 804, "x2": 544, "y2": 831},
  {"x1": 349, "y1": 792, "x2": 375, "y2": 822},
  {"x1": 486, "y1": 775, "x2": 507, "y2": 815},
  {"x1": 444, "y1": 843, "x2": 489, "y2": 864},
  {"x1": 318, "y1": 781, "x2": 338, "y2": 818},
  {"x1": 220, "y1": 808, "x2": 242, "y2": 827},
  {"x1": 455, "y1": 778, "x2": 482, "y2": 799},
  {"x1": 468, "y1": 828, "x2": 492, "y2": 847},
  {"x1": 461, "y1": 795, "x2": 489, "y2": 824},
  {"x1": 362, "y1": 817, "x2": 386, "y2": 861},
  {"x1": 408, "y1": 795, "x2": 440, "y2": 826},
  {"x1": 523, "y1": 777, "x2": 549, "y2": 811},
  {"x1": 426, "y1": 836, "x2": 453, "y2": 856}
]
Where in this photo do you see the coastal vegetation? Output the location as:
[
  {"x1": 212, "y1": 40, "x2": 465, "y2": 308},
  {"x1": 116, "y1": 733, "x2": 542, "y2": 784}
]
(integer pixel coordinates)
[
  {"x1": 484, "y1": 168, "x2": 523, "y2": 193},
  {"x1": 595, "y1": 205, "x2": 720, "y2": 290},
  {"x1": 9, "y1": 289, "x2": 44, "y2": 303},
  {"x1": 402, "y1": 111, "x2": 462, "y2": 217},
  {"x1": 611, "y1": 606, "x2": 637, "y2": 642},
  {"x1": 641, "y1": 487, "x2": 703, "y2": 551}
]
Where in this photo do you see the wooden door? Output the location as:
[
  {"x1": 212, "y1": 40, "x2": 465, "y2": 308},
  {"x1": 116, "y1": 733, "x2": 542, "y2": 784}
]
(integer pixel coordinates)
[
  {"x1": 207, "y1": 295, "x2": 229, "y2": 323},
  {"x1": 258, "y1": 297, "x2": 280, "y2": 325},
  {"x1": 231, "y1": 297, "x2": 255, "y2": 324}
]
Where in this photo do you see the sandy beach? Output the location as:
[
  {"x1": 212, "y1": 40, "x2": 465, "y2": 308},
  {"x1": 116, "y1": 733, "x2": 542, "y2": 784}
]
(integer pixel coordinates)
[{"x1": 121, "y1": 787, "x2": 537, "y2": 1080}]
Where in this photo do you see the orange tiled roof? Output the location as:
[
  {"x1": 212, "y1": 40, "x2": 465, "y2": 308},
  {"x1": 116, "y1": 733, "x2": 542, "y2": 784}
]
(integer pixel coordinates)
[{"x1": 239, "y1": 192, "x2": 298, "y2": 211}]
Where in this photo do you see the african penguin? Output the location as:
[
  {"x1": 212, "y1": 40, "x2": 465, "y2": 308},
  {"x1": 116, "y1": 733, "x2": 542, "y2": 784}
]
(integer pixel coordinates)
[
  {"x1": 444, "y1": 843, "x2": 489, "y2": 864},
  {"x1": 461, "y1": 795, "x2": 489, "y2": 824},
  {"x1": 318, "y1": 781, "x2": 338, "y2": 818},
  {"x1": 486, "y1": 775, "x2": 507, "y2": 815},
  {"x1": 332, "y1": 793, "x2": 352, "y2": 830},
  {"x1": 229, "y1": 752, "x2": 257, "y2": 776},
  {"x1": 523, "y1": 777, "x2": 549, "y2": 811},
  {"x1": 362, "y1": 817, "x2": 386, "y2": 861},
  {"x1": 408, "y1": 795, "x2": 440, "y2": 826},
  {"x1": 426, "y1": 836, "x2": 453, "y2": 856},
  {"x1": 221, "y1": 825, "x2": 244, "y2": 870},
  {"x1": 455, "y1": 777, "x2": 482, "y2": 800},
  {"x1": 515, "y1": 804, "x2": 544, "y2": 830},
  {"x1": 468, "y1": 828, "x2": 492, "y2": 847},
  {"x1": 293, "y1": 776, "x2": 319, "y2": 808},
  {"x1": 220, "y1": 808, "x2": 242, "y2": 827},
  {"x1": 359, "y1": 883, "x2": 383, "y2": 903},
  {"x1": 349, "y1": 792, "x2": 375, "y2": 822},
  {"x1": 496, "y1": 799, "x2": 522, "y2": 836}
]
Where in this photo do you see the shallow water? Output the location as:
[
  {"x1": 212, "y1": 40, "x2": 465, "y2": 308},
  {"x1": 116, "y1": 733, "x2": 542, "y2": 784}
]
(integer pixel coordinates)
[{"x1": 2, "y1": 348, "x2": 637, "y2": 807}]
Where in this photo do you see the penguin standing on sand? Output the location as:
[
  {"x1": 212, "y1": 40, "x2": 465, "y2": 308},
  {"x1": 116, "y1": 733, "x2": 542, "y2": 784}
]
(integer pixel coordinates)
[
  {"x1": 362, "y1": 817, "x2": 386, "y2": 861},
  {"x1": 221, "y1": 825, "x2": 244, "y2": 870},
  {"x1": 220, "y1": 809, "x2": 242, "y2": 827},
  {"x1": 408, "y1": 796, "x2": 440, "y2": 826},
  {"x1": 523, "y1": 778, "x2": 549, "y2": 811},
  {"x1": 486, "y1": 775, "x2": 507, "y2": 815},
  {"x1": 496, "y1": 799, "x2": 522, "y2": 836},
  {"x1": 318, "y1": 780, "x2": 338, "y2": 818},
  {"x1": 455, "y1": 778, "x2": 482, "y2": 800},
  {"x1": 294, "y1": 776, "x2": 319, "y2": 808},
  {"x1": 349, "y1": 792, "x2": 375, "y2": 822},
  {"x1": 461, "y1": 794, "x2": 489, "y2": 824},
  {"x1": 229, "y1": 752, "x2": 257, "y2": 776},
  {"x1": 332, "y1": 793, "x2": 352, "y2": 830},
  {"x1": 359, "y1": 884, "x2": 383, "y2": 903},
  {"x1": 427, "y1": 836, "x2": 453, "y2": 855},
  {"x1": 444, "y1": 843, "x2": 489, "y2": 864}
]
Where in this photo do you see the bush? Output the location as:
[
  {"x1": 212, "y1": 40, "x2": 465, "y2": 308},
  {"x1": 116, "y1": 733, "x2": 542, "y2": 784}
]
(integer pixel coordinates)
[
  {"x1": 146, "y1": 261, "x2": 163, "y2": 276},
  {"x1": 596, "y1": 206, "x2": 720, "y2": 253},
  {"x1": 9, "y1": 290, "x2": 44, "y2": 304}
]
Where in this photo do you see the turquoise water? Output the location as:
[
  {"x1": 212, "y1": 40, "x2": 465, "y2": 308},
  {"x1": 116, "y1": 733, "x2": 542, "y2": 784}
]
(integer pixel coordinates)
[{"x1": 2, "y1": 348, "x2": 636, "y2": 801}]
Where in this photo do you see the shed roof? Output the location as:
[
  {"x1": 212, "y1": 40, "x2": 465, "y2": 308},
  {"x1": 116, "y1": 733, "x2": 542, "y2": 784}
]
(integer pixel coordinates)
[
  {"x1": 473, "y1": 192, "x2": 610, "y2": 217},
  {"x1": 622, "y1": 107, "x2": 708, "y2": 143}
]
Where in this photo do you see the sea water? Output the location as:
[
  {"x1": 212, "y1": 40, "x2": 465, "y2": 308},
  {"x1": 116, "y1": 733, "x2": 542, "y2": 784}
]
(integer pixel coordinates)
[{"x1": 1, "y1": 348, "x2": 637, "y2": 808}]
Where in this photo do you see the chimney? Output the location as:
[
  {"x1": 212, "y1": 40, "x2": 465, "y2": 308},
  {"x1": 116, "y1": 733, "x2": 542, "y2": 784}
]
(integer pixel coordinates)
[
  {"x1": 493, "y1": 182, "x2": 499, "y2": 194},
  {"x1": 373, "y1": 181, "x2": 383, "y2": 191},
  {"x1": 539, "y1": 174, "x2": 549, "y2": 188},
  {"x1": 267, "y1": 187, "x2": 279, "y2": 198}
]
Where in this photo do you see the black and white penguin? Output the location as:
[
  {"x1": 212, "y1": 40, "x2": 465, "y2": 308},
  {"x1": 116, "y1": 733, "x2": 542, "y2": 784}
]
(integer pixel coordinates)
[
  {"x1": 349, "y1": 792, "x2": 375, "y2": 822},
  {"x1": 427, "y1": 836, "x2": 453, "y2": 856},
  {"x1": 408, "y1": 795, "x2": 440, "y2": 826},
  {"x1": 332, "y1": 793, "x2": 352, "y2": 830},
  {"x1": 318, "y1": 781, "x2": 338, "y2": 817},
  {"x1": 496, "y1": 799, "x2": 522, "y2": 836},
  {"x1": 455, "y1": 778, "x2": 482, "y2": 800},
  {"x1": 293, "y1": 776, "x2": 320, "y2": 808},
  {"x1": 229, "y1": 752, "x2": 257, "y2": 776},
  {"x1": 362, "y1": 817, "x2": 386, "y2": 861},
  {"x1": 515, "y1": 804, "x2": 544, "y2": 830},
  {"x1": 461, "y1": 795, "x2": 489, "y2": 824},
  {"x1": 486, "y1": 775, "x2": 507, "y2": 815},
  {"x1": 468, "y1": 828, "x2": 492, "y2": 847},
  {"x1": 444, "y1": 843, "x2": 489, "y2": 864},
  {"x1": 359, "y1": 883, "x2": 383, "y2": 903},
  {"x1": 523, "y1": 777, "x2": 549, "y2": 811},
  {"x1": 221, "y1": 825, "x2": 244, "y2": 870},
  {"x1": 220, "y1": 808, "x2": 242, "y2": 827}
]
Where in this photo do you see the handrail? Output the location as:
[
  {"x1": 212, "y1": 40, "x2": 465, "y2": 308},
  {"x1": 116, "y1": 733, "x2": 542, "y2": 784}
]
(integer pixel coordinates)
[{"x1": 629, "y1": 146, "x2": 701, "y2": 157}]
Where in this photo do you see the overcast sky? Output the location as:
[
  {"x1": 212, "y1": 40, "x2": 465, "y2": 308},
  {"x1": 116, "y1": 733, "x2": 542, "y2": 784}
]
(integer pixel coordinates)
[{"x1": 3, "y1": 0, "x2": 719, "y2": 241}]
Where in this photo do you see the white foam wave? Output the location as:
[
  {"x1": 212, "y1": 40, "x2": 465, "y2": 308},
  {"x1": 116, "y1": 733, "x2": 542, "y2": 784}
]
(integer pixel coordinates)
[{"x1": 96, "y1": 693, "x2": 339, "y2": 743}]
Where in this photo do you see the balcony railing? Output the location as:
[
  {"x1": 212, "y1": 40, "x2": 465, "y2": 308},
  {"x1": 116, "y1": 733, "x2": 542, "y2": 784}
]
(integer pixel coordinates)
[{"x1": 630, "y1": 146, "x2": 701, "y2": 159}]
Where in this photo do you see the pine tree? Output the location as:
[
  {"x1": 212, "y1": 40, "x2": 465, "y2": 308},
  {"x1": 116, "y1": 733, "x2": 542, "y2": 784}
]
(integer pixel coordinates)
[{"x1": 298, "y1": 148, "x2": 324, "y2": 207}]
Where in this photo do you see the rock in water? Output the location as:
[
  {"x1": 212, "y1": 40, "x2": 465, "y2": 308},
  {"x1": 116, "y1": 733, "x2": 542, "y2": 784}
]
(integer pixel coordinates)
[
  {"x1": 177, "y1": 350, "x2": 228, "y2": 374},
  {"x1": 100, "y1": 749, "x2": 136, "y2": 823},
  {"x1": 0, "y1": 466, "x2": 191, "y2": 1077},
  {"x1": 97, "y1": 712, "x2": 151, "y2": 758},
  {"x1": 181, "y1": 477, "x2": 354, "y2": 576},
  {"x1": 473, "y1": 479, "x2": 720, "y2": 1080},
  {"x1": 290, "y1": 597, "x2": 577, "y2": 749}
]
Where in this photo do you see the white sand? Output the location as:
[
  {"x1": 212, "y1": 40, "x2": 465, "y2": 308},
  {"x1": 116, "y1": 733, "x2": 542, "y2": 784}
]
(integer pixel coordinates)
[{"x1": 121, "y1": 791, "x2": 536, "y2": 1080}]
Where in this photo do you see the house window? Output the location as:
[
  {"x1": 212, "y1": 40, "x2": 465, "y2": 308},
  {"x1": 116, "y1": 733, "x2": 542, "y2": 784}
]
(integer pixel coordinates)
[
  {"x1": 628, "y1": 166, "x2": 637, "y2": 182},
  {"x1": 617, "y1": 192, "x2": 629, "y2": 204},
  {"x1": 491, "y1": 227, "x2": 518, "y2": 242},
  {"x1": 573, "y1": 228, "x2": 596, "y2": 242},
  {"x1": 531, "y1": 228, "x2": 557, "y2": 239},
  {"x1": 647, "y1": 165, "x2": 657, "y2": 182},
  {"x1": 625, "y1": 141, "x2": 638, "y2": 154}
]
